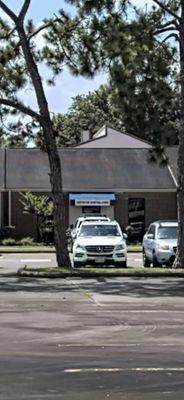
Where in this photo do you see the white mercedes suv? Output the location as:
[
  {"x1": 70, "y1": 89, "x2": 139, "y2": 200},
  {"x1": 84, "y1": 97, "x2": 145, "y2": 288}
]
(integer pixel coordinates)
[{"x1": 73, "y1": 220, "x2": 127, "y2": 268}]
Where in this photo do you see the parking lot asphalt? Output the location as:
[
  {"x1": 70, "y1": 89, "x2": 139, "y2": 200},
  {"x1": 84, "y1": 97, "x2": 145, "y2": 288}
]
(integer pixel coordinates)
[
  {"x1": 1, "y1": 275, "x2": 184, "y2": 399},
  {"x1": 0, "y1": 252, "x2": 143, "y2": 275}
]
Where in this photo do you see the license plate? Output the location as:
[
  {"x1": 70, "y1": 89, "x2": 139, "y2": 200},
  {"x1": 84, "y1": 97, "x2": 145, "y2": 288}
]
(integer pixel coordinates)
[{"x1": 95, "y1": 257, "x2": 105, "y2": 263}]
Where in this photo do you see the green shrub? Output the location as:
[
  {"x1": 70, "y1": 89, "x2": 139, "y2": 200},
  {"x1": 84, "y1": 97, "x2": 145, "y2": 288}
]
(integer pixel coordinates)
[
  {"x1": 19, "y1": 237, "x2": 34, "y2": 246},
  {"x1": 2, "y1": 226, "x2": 15, "y2": 239},
  {"x1": 2, "y1": 238, "x2": 17, "y2": 246}
]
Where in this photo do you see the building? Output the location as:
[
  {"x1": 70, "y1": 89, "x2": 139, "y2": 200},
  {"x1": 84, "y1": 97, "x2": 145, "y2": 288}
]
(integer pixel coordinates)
[
  {"x1": 0, "y1": 125, "x2": 178, "y2": 240},
  {"x1": 77, "y1": 125, "x2": 151, "y2": 148}
]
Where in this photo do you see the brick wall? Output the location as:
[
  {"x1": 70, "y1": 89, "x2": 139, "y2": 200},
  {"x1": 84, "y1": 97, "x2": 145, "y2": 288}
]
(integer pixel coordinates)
[{"x1": 115, "y1": 192, "x2": 177, "y2": 231}]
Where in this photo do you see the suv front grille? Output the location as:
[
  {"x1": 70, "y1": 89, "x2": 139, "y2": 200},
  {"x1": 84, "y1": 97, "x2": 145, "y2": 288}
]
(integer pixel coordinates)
[{"x1": 85, "y1": 245, "x2": 114, "y2": 254}]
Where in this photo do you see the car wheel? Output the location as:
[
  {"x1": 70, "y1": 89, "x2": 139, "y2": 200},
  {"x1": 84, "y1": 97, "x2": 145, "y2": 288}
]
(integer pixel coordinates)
[
  {"x1": 152, "y1": 253, "x2": 161, "y2": 268},
  {"x1": 143, "y1": 249, "x2": 151, "y2": 267},
  {"x1": 165, "y1": 258, "x2": 174, "y2": 267},
  {"x1": 73, "y1": 262, "x2": 83, "y2": 268},
  {"x1": 115, "y1": 260, "x2": 127, "y2": 268}
]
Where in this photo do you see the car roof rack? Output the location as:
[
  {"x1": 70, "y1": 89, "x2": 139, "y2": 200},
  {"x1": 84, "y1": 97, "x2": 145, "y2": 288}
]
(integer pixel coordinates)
[
  {"x1": 80, "y1": 213, "x2": 107, "y2": 217},
  {"x1": 155, "y1": 220, "x2": 178, "y2": 227},
  {"x1": 156, "y1": 220, "x2": 177, "y2": 224},
  {"x1": 82, "y1": 220, "x2": 116, "y2": 225}
]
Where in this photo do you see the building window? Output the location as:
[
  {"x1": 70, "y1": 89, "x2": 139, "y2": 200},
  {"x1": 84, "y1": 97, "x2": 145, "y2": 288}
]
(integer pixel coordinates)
[
  {"x1": 127, "y1": 198, "x2": 145, "y2": 241},
  {"x1": 82, "y1": 206, "x2": 101, "y2": 214}
]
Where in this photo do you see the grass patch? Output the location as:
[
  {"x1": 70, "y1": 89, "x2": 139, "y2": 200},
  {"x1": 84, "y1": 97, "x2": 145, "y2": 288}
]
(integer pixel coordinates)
[
  {"x1": 127, "y1": 245, "x2": 141, "y2": 252},
  {"x1": 0, "y1": 244, "x2": 142, "y2": 253}
]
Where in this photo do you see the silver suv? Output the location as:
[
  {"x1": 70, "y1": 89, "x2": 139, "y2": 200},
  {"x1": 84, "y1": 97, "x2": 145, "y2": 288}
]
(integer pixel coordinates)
[{"x1": 142, "y1": 221, "x2": 178, "y2": 267}]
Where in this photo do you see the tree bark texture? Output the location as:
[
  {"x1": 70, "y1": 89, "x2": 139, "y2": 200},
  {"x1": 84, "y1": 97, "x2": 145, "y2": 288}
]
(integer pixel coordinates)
[
  {"x1": 43, "y1": 122, "x2": 71, "y2": 267},
  {"x1": 175, "y1": 5, "x2": 184, "y2": 268}
]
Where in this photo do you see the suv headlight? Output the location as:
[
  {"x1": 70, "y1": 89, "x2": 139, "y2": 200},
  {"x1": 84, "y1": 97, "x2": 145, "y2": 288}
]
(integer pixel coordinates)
[
  {"x1": 116, "y1": 243, "x2": 126, "y2": 251},
  {"x1": 76, "y1": 244, "x2": 86, "y2": 251},
  {"x1": 156, "y1": 243, "x2": 170, "y2": 250}
]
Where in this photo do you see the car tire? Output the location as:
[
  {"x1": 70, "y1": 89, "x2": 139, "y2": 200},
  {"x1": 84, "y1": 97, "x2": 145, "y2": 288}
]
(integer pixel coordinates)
[
  {"x1": 73, "y1": 262, "x2": 83, "y2": 269},
  {"x1": 143, "y1": 249, "x2": 151, "y2": 267},
  {"x1": 152, "y1": 253, "x2": 161, "y2": 268},
  {"x1": 115, "y1": 260, "x2": 127, "y2": 268}
]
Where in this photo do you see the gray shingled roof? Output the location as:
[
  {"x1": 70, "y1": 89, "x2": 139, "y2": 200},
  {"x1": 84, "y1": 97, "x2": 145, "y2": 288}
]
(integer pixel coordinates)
[
  {"x1": 166, "y1": 146, "x2": 178, "y2": 182},
  {"x1": 6, "y1": 149, "x2": 49, "y2": 190},
  {"x1": 3, "y1": 148, "x2": 176, "y2": 191}
]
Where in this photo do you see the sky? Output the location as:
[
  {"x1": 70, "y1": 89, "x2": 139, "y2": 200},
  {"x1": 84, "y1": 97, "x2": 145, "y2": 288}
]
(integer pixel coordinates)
[
  {"x1": 3, "y1": 0, "x2": 107, "y2": 114},
  {"x1": 3, "y1": 0, "x2": 154, "y2": 114}
]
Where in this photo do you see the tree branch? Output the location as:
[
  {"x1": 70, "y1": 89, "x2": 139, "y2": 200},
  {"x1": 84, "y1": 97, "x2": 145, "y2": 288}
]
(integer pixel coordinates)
[
  {"x1": 0, "y1": 1, "x2": 18, "y2": 23},
  {"x1": 155, "y1": 26, "x2": 178, "y2": 35},
  {"x1": 162, "y1": 32, "x2": 180, "y2": 43},
  {"x1": 28, "y1": 17, "x2": 81, "y2": 41},
  {"x1": 153, "y1": 0, "x2": 180, "y2": 22},
  {"x1": 155, "y1": 19, "x2": 179, "y2": 29},
  {"x1": 28, "y1": 21, "x2": 55, "y2": 41},
  {"x1": 19, "y1": 0, "x2": 31, "y2": 23},
  {"x1": 0, "y1": 28, "x2": 15, "y2": 40},
  {"x1": 0, "y1": 98, "x2": 41, "y2": 120}
]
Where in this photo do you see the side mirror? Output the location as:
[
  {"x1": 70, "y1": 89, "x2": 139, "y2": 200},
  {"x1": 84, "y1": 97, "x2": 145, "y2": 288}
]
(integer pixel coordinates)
[
  {"x1": 123, "y1": 233, "x2": 128, "y2": 240},
  {"x1": 147, "y1": 234, "x2": 154, "y2": 239},
  {"x1": 70, "y1": 224, "x2": 74, "y2": 229}
]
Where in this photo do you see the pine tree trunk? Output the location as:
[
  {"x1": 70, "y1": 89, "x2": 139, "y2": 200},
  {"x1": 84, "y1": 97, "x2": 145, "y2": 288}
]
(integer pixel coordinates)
[
  {"x1": 43, "y1": 122, "x2": 71, "y2": 268},
  {"x1": 175, "y1": 8, "x2": 184, "y2": 268},
  {"x1": 16, "y1": 25, "x2": 71, "y2": 268}
]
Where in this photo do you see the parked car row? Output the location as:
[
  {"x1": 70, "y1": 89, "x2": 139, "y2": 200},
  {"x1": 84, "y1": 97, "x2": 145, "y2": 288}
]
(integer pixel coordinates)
[{"x1": 69, "y1": 216, "x2": 178, "y2": 268}]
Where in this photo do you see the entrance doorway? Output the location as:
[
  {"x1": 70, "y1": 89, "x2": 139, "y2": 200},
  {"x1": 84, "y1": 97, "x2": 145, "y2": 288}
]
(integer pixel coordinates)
[{"x1": 82, "y1": 205, "x2": 101, "y2": 214}]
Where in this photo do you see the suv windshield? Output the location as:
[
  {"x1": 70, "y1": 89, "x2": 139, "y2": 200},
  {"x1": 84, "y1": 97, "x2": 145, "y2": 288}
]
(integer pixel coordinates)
[
  {"x1": 79, "y1": 224, "x2": 121, "y2": 237},
  {"x1": 157, "y1": 226, "x2": 178, "y2": 239}
]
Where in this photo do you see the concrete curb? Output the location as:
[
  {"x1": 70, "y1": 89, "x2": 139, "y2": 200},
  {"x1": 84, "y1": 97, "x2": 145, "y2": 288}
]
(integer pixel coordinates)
[{"x1": 17, "y1": 269, "x2": 184, "y2": 279}]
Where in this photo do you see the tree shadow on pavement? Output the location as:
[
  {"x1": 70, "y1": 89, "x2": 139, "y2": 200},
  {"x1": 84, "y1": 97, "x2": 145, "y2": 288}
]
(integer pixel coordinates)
[{"x1": 1, "y1": 276, "x2": 184, "y2": 297}]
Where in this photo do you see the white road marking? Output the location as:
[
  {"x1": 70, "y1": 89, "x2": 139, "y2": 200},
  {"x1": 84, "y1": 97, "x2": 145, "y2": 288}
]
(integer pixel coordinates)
[
  {"x1": 20, "y1": 259, "x2": 52, "y2": 263},
  {"x1": 65, "y1": 367, "x2": 184, "y2": 373},
  {"x1": 99, "y1": 310, "x2": 184, "y2": 313},
  {"x1": 6, "y1": 338, "x2": 184, "y2": 346}
]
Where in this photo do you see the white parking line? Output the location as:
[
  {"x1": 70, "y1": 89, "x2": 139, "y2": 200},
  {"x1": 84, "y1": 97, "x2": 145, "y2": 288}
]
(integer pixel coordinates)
[
  {"x1": 65, "y1": 367, "x2": 184, "y2": 373},
  {"x1": 21, "y1": 259, "x2": 52, "y2": 263}
]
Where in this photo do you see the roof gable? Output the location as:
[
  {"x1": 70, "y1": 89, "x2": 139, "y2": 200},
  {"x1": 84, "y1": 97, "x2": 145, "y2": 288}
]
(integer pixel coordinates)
[{"x1": 76, "y1": 125, "x2": 151, "y2": 148}]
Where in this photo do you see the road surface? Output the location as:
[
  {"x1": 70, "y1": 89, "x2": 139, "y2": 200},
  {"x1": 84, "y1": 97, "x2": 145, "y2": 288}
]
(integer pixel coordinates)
[{"x1": 0, "y1": 274, "x2": 184, "y2": 399}]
